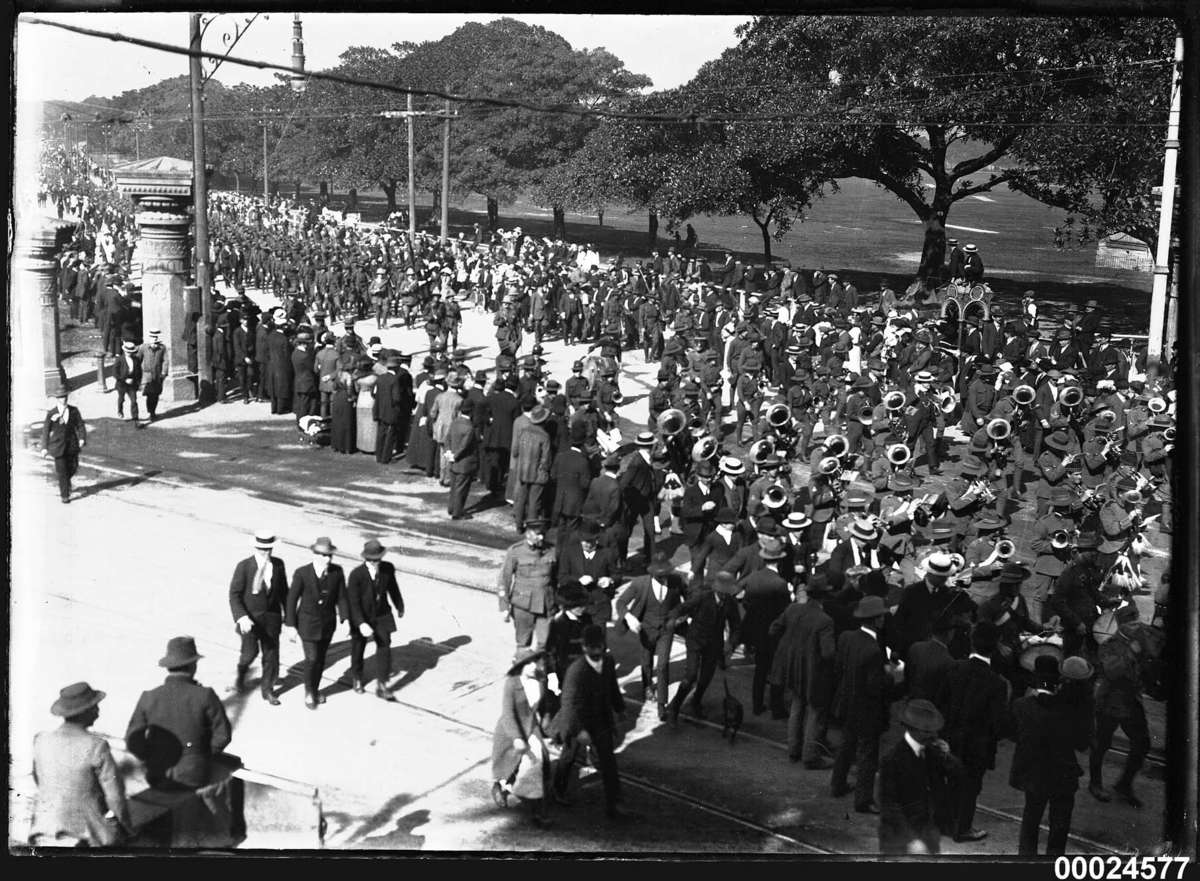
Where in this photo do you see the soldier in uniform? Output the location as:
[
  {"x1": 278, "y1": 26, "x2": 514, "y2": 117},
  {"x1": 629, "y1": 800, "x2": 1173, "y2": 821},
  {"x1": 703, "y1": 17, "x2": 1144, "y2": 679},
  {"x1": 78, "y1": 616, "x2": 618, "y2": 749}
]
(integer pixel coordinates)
[
  {"x1": 497, "y1": 519, "x2": 558, "y2": 651},
  {"x1": 1047, "y1": 531, "x2": 1111, "y2": 657},
  {"x1": 904, "y1": 371, "x2": 941, "y2": 476},
  {"x1": 1026, "y1": 486, "x2": 1077, "y2": 625}
]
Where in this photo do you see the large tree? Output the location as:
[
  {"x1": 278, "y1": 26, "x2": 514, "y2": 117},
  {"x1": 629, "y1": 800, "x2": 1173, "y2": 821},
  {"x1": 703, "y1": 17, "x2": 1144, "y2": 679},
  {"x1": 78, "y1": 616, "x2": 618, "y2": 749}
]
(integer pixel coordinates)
[{"x1": 673, "y1": 16, "x2": 1176, "y2": 279}]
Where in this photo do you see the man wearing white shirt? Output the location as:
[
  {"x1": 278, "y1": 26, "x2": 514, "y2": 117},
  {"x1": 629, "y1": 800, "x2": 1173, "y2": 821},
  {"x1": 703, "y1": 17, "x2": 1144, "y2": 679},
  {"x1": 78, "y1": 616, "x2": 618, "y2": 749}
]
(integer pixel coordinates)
[
  {"x1": 613, "y1": 552, "x2": 685, "y2": 720},
  {"x1": 228, "y1": 531, "x2": 289, "y2": 705}
]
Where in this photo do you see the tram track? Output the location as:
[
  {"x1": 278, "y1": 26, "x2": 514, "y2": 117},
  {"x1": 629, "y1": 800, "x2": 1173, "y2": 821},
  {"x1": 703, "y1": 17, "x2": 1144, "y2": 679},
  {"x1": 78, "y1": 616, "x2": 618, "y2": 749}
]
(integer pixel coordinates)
[{"x1": 17, "y1": 450, "x2": 1162, "y2": 851}]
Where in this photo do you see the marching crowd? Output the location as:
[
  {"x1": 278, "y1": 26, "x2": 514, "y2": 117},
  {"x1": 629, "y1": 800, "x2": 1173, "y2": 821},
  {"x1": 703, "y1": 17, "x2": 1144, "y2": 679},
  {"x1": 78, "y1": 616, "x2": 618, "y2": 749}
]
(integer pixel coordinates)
[{"x1": 34, "y1": 178, "x2": 1179, "y2": 855}]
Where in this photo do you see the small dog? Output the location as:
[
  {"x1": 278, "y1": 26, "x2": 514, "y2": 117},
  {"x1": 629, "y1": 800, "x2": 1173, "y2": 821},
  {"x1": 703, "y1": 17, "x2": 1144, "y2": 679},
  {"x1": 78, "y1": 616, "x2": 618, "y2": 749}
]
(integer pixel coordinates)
[{"x1": 721, "y1": 678, "x2": 744, "y2": 744}]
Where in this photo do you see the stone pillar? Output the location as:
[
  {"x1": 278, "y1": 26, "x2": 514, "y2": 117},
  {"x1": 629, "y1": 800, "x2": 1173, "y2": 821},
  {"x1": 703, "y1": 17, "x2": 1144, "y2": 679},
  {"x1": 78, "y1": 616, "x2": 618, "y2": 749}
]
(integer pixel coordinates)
[
  {"x1": 115, "y1": 158, "x2": 196, "y2": 403},
  {"x1": 14, "y1": 216, "x2": 74, "y2": 398}
]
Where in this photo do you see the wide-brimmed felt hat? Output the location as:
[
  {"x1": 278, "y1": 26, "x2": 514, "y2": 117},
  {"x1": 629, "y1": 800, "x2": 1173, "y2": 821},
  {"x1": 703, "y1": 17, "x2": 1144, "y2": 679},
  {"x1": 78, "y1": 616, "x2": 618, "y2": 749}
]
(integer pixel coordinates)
[
  {"x1": 51, "y1": 681, "x2": 106, "y2": 717},
  {"x1": 1044, "y1": 430, "x2": 1073, "y2": 451},
  {"x1": 556, "y1": 580, "x2": 590, "y2": 609},
  {"x1": 159, "y1": 635, "x2": 203, "y2": 668},
  {"x1": 710, "y1": 571, "x2": 740, "y2": 596},
  {"x1": 506, "y1": 648, "x2": 546, "y2": 676},
  {"x1": 714, "y1": 507, "x2": 738, "y2": 525},
  {"x1": 362, "y1": 539, "x2": 386, "y2": 560},
  {"x1": 853, "y1": 595, "x2": 888, "y2": 619},
  {"x1": 578, "y1": 520, "x2": 603, "y2": 541},
  {"x1": 528, "y1": 405, "x2": 550, "y2": 425},
  {"x1": 647, "y1": 551, "x2": 674, "y2": 577},
  {"x1": 1074, "y1": 530, "x2": 1100, "y2": 549},
  {"x1": 975, "y1": 514, "x2": 1005, "y2": 531},
  {"x1": 1049, "y1": 486, "x2": 1074, "y2": 506},
  {"x1": 310, "y1": 536, "x2": 337, "y2": 555},
  {"x1": 901, "y1": 699, "x2": 945, "y2": 733},
  {"x1": 759, "y1": 536, "x2": 787, "y2": 560},
  {"x1": 524, "y1": 518, "x2": 550, "y2": 532},
  {"x1": 999, "y1": 563, "x2": 1030, "y2": 584},
  {"x1": 959, "y1": 455, "x2": 986, "y2": 476}
]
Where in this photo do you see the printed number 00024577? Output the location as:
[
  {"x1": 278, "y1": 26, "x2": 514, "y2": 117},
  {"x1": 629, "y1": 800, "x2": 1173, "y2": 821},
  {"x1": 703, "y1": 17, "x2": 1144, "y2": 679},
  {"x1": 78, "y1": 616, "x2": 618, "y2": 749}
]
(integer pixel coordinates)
[{"x1": 1053, "y1": 857, "x2": 1191, "y2": 881}]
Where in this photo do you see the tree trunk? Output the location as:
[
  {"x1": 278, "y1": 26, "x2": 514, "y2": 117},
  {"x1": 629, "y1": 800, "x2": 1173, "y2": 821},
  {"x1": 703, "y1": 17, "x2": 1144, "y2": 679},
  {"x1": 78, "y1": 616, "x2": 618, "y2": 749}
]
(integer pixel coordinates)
[
  {"x1": 486, "y1": 196, "x2": 499, "y2": 230},
  {"x1": 381, "y1": 180, "x2": 398, "y2": 213},
  {"x1": 432, "y1": 186, "x2": 441, "y2": 212},
  {"x1": 232, "y1": 171, "x2": 240, "y2": 194},
  {"x1": 648, "y1": 210, "x2": 658, "y2": 249},
  {"x1": 348, "y1": 188, "x2": 358, "y2": 212},
  {"x1": 294, "y1": 180, "x2": 302, "y2": 201},
  {"x1": 552, "y1": 205, "x2": 567, "y2": 240},
  {"x1": 597, "y1": 207, "x2": 604, "y2": 227},
  {"x1": 918, "y1": 195, "x2": 952, "y2": 282},
  {"x1": 751, "y1": 213, "x2": 773, "y2": 263}
]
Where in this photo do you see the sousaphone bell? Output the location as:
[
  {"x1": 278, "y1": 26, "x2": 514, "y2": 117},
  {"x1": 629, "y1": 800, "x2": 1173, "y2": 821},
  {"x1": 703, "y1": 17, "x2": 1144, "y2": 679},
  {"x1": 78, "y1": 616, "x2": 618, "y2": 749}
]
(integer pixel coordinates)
[
  {"x1": 765, "y1": 402, "x2": 791, "y2": 429},
  {"x1": 763, "y1": 483, "x2": 790, "y2": 510},
  {"x1": 692, "y1": 435, "x2": 718, "y2": 462},
  {"x1": 884, "y1": 390, "x2": 907, "y2": 412},
  {"x1": 886, "y1": 442, "x2": 912, "y2": 467},
  {"x1": 823, "y1": 434, "x2": 849, "y2": 459},
  {"x1": 1013, "y1": 384, "x2": 1036, "y2": 407},
  {"x1": 657, "y1": 408, "x2": 687, "y2": 437},
  {"x1": 986, "y1": 417, "x2": 1012, "y2": 441},
  {"x1": 749, "y1": 438, "x2": 776, "y2": 465}
]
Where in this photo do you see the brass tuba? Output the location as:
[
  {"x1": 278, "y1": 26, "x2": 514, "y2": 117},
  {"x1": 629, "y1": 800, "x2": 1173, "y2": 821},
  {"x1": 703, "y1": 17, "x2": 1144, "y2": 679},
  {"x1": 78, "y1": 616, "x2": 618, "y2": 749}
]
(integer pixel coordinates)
[
  {"x1": 1060, "y1": 385, "x2": 1084, "y2": 409},
  {"x1": 749, "y1": 438, "x2": 776, "y2": 465},
  {"x1": 996, "y1": 538, "x2": 1016, "y2": 559},
  {"x1": 766, "y1": 402, "x2": 791, "y2": 429},
  {"x1": 986, "y1": 417, "x2": 1012, "y2": 441},
  {"x1": 886, "y1": 443, "x2": 912, "y2": 467},
  {"x1": 1147, "y1": 396, "x2": 1167, "y2": 414},
  {"x1": 763, "y1": 483, "x2": 790, "y2": 509},
  {"x1": 936, "y1": 389, "x2": 959, "y2": 414},
  {"x1": 692, "y1": 435, "x2": 718, "y2": 462},
  {"x1": 1013, "y1": 384, "x2": 1036, "y2": 406},
  {"x1": 1051, "y1": 529, "x2": 1072, "y2": 550},
  {"x1": 1163, "y1": 425, "x2": 1176, "y2": 443},
  {"x1": 823, "y1": 434, "x2": 849, "y2": 459},
  {"x1": 857, "y1": 405, "x2": 876, "y2": 425},
  {"x1": 818, "y1": 456, "x2": 842, "y2": 477},
  {"x1": 657, "y1": 408, "x2": 687, "y2": 437},
  {"x1": 884, "y1": 390, "x2": 907, "y2": 412},
  {"x1": 610, "y1": 390, "x2": 625, "y2": 406}
]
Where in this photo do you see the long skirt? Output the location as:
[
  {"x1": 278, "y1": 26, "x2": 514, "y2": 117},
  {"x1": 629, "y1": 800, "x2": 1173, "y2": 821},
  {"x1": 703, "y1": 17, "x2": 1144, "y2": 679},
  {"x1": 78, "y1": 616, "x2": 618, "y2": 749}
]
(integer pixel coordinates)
[
  {"x1": 331, "y1": 391, "x2": 356, "y2": 453},
  {"x1": 356, "y1": 392, "x2": 376, "y2": 454},
  {"x1": 406, "y1": 417, "x2": 435, "y2": 473}
]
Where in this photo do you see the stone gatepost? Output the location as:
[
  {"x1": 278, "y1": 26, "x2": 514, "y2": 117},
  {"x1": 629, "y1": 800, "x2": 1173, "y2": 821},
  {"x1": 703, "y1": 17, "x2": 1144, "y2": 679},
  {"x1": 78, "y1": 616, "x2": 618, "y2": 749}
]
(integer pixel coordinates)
[
  {"x1": 114, "y1": 157, "x2": 196, "y2": 403},
  {"x1": 14, "y1": 216, "x2": 74, "y2": 399}
]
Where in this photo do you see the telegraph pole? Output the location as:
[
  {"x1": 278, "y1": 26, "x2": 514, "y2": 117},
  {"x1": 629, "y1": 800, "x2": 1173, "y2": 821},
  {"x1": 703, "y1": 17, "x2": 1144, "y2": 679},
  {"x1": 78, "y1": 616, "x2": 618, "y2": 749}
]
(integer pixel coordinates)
[
  {"x1": 1146, "y1": 34, "x2": 1183, "y2": 376},
  {"x1": 407, "y1": 92, "x2": 416, "y2": 237},
  {"x1": 189, "y1": 12, "x2": 212, "y2": 403},
  {"x1": 262, "y1": 114, "x2": 269, "y2": 202},
  {"x1": 440, "y1": 96, "x2": 451, "y2": 243}
]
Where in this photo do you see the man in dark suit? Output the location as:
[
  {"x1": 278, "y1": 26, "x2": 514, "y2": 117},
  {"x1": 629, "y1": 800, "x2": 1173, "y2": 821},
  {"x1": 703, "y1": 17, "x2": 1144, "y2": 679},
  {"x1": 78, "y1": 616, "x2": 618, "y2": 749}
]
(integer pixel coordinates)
[
  {"x1": 285, "y1": 536, "x2": 349, "y2": 710},
  {"x1": 254, "y1": 313, "x2": 273, "y2": 402},
  {"x1": 891, "y1": 553, "x2": 959, "y2": 662},
  {"x1": 905, "y1": 617, "x2": 956, "y2": 702},
  {"x1": 346, "y1": 539, "x2": 405, "y2": 700},
  {"x1": 551, "y1": 423, "x2": 594, "y2": 548},
  {"x1": 619, "y1": 432, "x2": 659, "y2": 562},
  {"x1": 557, "y1": 519, "x2": 620, "y2": 622},
  {"x1": 680, "y1": 459, "x2": 721, "y2": 573},
  {"x1": 545, "y1": 580, "x2": 593, "y2": 691},
  {"x1": 936, "y1": 621, "x2": 1009, "y2": 842},
  {"x1": 232, "y1": 314, "x2": 256, "y2": 404},
  {"x1": 878, "y1": 699, "x2": 961, "y2": 854},
  {"x1": 374, "y1": 355, "x2": 404, "y2": 464},
  {"x1": 769, "y1": 577, "x2": 836, "y2": 767},
  {"x1": 41, "y1": 385, "x2": 87, "y2": 503},
  {"x1": 666, "y1": 571, "x2": 741, "y2": 724},
  {"x1": 581, "y1": 453, "x2": 626, "y2": 554},
  {"x1": 549, "y1": 625, "x2": 627, "y2": 819},
  {"x1": 737, "y1": 542, "x2": 792, "y2": 718},
  {"x1": 446, "y1": 397, "x2": 480, "y2": 520},
  {"x1": 125, "y1": 636, "x2": 232, "y2": 789},
  {"x1": 614, "y1": 551, "x2": 685, "y2": 720},
  {"x1": 228, "y1": 530, "x2": 289, "y2": 705},
  {"x1": 290, "y1": 329, "x2": 318, "y2": 418},
  {"x1": 1010, "y1": 656, "x2": 1089, "y2": 855},
  {"x1": 483, "y1": 376, "x2": 521, "y2": 496},
  {"x1": 114, "y1": 339, "x2": 142, "y2": 421},
  {"x1": 830, "y1": 595, "x2": 902, "y2": 813}
]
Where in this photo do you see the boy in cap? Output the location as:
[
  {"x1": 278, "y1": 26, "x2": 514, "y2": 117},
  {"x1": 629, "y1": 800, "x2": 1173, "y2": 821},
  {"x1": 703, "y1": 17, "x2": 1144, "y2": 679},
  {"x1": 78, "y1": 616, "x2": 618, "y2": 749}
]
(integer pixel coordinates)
[{"x1": 41, "y1": 385, "x2": 87, "y2": 503}]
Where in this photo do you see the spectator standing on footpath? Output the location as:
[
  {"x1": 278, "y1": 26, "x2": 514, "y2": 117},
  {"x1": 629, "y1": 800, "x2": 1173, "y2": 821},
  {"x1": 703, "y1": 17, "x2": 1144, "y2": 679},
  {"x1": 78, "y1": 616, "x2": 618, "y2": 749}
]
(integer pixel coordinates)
[
  {"x1": 30, "y1": 682, "x2": 133, "y2": 847},
  {"x1": 41, "y1": 385, "x2": 87, "y2": 503}
]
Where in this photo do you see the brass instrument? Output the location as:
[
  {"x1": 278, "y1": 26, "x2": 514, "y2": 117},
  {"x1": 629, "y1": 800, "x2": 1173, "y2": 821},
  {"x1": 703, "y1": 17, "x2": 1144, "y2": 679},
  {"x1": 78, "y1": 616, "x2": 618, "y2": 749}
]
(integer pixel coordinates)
[
  {"x1": 763, "y1": 483, "x2": 790, "y2": 509},
  {"x1": 935, "y1": 389, "x2": 959, "y2": 415},
  {"x1": 857, "y1": 405, "x2": 875, "y2": 425},
  {"x1": 823, "y1": 434, "x2": 849, "y2": 459},
  {"x1": 1051, "y1": 528, "x2": 1072, "y2": 550},
  {"x1": 818, "y1": 456, "x2": 842, "y2": 477},
  {"x1": 691, "y1": 435, "x2": 718, "y2": 462},
  {"x1": 1147, "y1": 396, "x2": 1167, "y2": 414},
  {"x1": 986, "y1": 417, "x2": 1012, "y2": 441},
  {"x1": 1013, "y1": 384, "x2": 1036, "y2": 407},
  {"x1": 884, "y1": 390, "x2": 907, "y2": 412},
  {"x1": 886, "y1": 443, "x2": 912, "y2": 467},
  {"x1": 996, "y1": 538, "x2": 1016, "y2": 560},
  {"x1": 657, "y1": 408, "x2": 687, "y2": 437},
  {"x1": 687, "y1": 415, "x2": 707, "y2": 435},
  {"x1": 1060, "y1": 385, "x2": 1084, "y2": 409},
  {"x1": 1163, "y1": 425, "x2": 1176, "y2": 443},
  {"x1": 968, "y1": 478, "x2": 997, "y2": 504},
  {"x1": 610, "y1": 390, "x2": 625, "y2": 406},
  {"x1": 765, "y1": 402, "x2": 791, "y2": 429},
  {"x1": 749, "y1": 438, "x2": 776, "y2": 465}
]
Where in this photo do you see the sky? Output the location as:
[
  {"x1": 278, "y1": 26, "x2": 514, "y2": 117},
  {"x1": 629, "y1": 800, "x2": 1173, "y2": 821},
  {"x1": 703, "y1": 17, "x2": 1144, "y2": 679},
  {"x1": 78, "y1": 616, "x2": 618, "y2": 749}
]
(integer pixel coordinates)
[{"x1": 15, "y1": 12, "x2": 753, "y2": 105}]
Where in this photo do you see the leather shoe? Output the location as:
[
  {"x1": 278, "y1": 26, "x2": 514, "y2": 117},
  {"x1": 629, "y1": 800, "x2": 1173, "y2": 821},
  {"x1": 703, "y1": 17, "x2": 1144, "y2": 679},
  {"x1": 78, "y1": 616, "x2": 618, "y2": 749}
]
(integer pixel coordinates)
[
  {"x1": 855, "y1": 802, "x2": 881, "y2": 815},
  {"x1": 263, "y1": 694, "x2": 281, "y2": 706},
  {"x1": 491, "y1": 781, "x2": 508, "y2": 808},
  {"x1": 1113, "y1": 783, "x2": 1143, "y2": 808},
  {"x1": 318, "y1": 694, "x2": 327, "y2": 704},
  {"x1": 954, "y1": 828, "x2": 988, "y2": 842},
  {"x1": 304, "y1": 697, "x2": 318, "y2": 710},
  {"x1": 1088, "y1": 782, "x2": 1112, "y2": 802},
  {"x1": 352, "y1": 679, "x2": 365, "y2": 694},
  {"x1": 376, "y1": 687, "x2": 397, "y2": 702}
]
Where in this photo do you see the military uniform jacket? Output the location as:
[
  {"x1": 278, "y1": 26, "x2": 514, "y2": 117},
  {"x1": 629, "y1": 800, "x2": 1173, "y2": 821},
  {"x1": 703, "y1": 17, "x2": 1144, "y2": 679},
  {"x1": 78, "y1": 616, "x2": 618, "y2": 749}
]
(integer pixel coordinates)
[
  {"x1": 285, "y1": 562, "x2": 349, "y2": 641},
  {"x1": 42, "y1": 405, "x2": 86, "y2": 458},
  {"x1": 125, "y1": 673, "x2": 233, "y2": 789},
  {"x1": 347, "y1": 561, "x2": 404, "y2": 635},
  {"x1": 229, "y1": 554, "x2": 289, "y2": 635},
  {"x1": 497, "y1": 542, "x2": 557, "y2": 616}
]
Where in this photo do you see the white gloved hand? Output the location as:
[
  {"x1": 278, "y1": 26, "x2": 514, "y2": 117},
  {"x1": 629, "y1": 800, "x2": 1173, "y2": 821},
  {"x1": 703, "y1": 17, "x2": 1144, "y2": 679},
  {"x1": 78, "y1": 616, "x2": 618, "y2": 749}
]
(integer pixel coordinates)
[
  {"x1": 358, "y1": 622, "x2": 373, "y2": 638},
  {"x1": 512, "y1": 738, "x2": 527, "y2": 753},
  {"x1": 548, "y1": 673, "x2": 560, "y2": 693}
]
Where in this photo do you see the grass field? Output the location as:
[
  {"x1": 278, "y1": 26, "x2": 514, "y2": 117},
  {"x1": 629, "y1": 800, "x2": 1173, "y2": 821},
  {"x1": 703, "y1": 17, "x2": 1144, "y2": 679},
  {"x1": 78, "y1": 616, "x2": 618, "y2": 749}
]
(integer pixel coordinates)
[{"x1": 226, "y1": 170, "x2": 1156, "y2": 335}]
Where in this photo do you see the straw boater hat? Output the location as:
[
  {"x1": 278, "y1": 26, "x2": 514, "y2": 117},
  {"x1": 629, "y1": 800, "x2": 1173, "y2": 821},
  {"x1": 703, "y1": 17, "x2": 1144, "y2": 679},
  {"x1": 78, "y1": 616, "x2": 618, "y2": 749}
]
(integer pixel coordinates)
[
  {"x1": 635, "y1": 431, "x2": 656, "y2": 447},
  {"x1": 924, "y1": 552, "x2": 956, "y2": 578},
  {"x1": 254, "y1": 530, "x2": 276, "y2": 551},
  {"x1": 719, "y1": 456, "x2": 745, "y2": 476},
  {"x1": 850, "y1": 519, "x2": 879, "y2": 543},
  {"x1": 51, "y1": 681, "x2": 106, "y2": 717}
]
